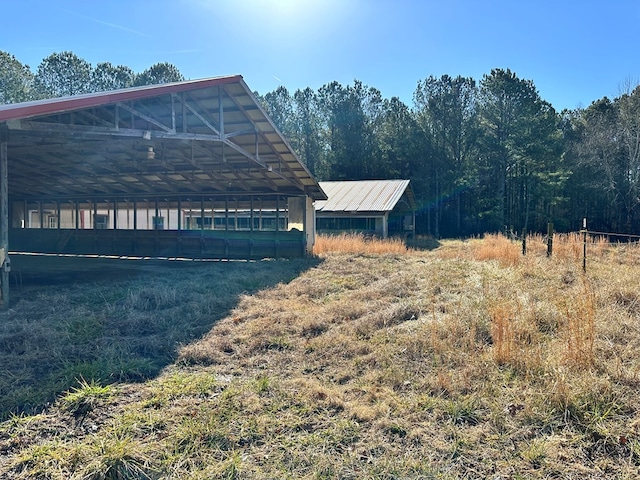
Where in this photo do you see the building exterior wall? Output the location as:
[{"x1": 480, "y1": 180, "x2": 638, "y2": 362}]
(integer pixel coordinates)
[
  {"x1": 10, "y1": 195, "x2": 317, "y2": 259},
  {"x1": 304, "y1": 196, "x2": 315, "y2": 253}
]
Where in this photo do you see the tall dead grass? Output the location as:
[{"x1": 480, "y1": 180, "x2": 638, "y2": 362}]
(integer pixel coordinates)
[
  {"x1": 4, "y1": 235, "x2": 640, "y2": 478},
  {"x1": 313, "y1": 233, "x2": 408, "y2": 255},
  {"x1": 471, "y1": 233, "x2": 521, "y2": 266},
  {"x1": 489, "y1": 303, "x2": 517, "y2": 366},
  {"x1": 561, "y1": 278, "x2": 596, "y2": 368}
]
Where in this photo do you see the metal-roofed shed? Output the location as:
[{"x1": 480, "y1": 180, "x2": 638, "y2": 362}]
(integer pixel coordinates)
[
  {"x1": 0, "y1": 75, "x2": 327, "y2": 305},
  {"x1": 315, "y1": 180, "x2": 416, "y2": 238}
]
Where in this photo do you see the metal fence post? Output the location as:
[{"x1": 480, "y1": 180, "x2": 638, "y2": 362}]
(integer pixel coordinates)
[{"x1": 582, "y1": 218, "x2": 587, "y2": 273}]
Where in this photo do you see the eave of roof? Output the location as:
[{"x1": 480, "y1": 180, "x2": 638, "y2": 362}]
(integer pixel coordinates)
[{"x1": 0, "y1": 75, "x2": 244, "y2": 122}]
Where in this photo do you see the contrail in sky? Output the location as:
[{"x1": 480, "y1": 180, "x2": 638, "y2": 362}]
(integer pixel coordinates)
[{"x1": 62, "y1": 9, "x2": 153, "y2": 38}]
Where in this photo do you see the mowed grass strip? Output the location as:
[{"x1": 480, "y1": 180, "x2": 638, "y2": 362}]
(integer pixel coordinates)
[{"x1": 2, "y1": 234, "x2": 640, "y2": 478}]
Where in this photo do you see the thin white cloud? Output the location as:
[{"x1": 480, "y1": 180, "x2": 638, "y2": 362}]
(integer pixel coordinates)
[{"x1": 62, "y1": 9, "x2": 152, "y2": 38}]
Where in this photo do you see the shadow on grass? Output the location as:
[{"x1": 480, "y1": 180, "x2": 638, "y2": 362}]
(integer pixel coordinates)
[
  {"x1": 406, "y1": 235, "x2": 441, "y2": 250},
  {"x1": 0, "y1": 254, "x2": 322, "y2": 420}
]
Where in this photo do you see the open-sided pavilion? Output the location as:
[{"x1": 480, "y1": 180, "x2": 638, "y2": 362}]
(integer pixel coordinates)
[{"x1": 0, "y1": 75, "x2": 326, "y2": 304}]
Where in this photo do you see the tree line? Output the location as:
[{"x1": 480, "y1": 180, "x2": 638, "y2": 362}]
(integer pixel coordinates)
[
  {"x1": 259, "y1": 73, "x2": 640, "y2": 238},
  {"x1": 0, "y1": 50, "x2": 183, "y2": 102},
  {"x1": 2, "y1": 50, "x2": 640, "y2": 237}
]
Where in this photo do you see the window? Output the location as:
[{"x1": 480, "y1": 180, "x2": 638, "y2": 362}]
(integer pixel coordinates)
[
  {"x1": 152, "y1": 216, "x2": 165, "y2": 230},
  {"x1": 237, "y1": 216, "x2": 251, "y2": 230},
  {"x1": 48, "y1": 216, "x2": 58, "y2": 229},
  {"x1": 214, "y1": 217, "x2": 228, "y2": 230},
  {"x1": 194, "y1": 216, "x2": 212, "y2": 230},
  {"x1": 94, "y1": 214, "x2": 109, "y2": 230},
  {"x1": 317, "y1": 217, "x2": 376, "y2": 232}
]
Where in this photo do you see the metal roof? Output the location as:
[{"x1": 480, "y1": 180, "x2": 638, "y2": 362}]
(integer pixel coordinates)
[
  {"x1": 0, "y1": 75, "x2": 326, "y2": 201},
  {"x1": 315, "y1": 180, "x2": 416, "y2": 213},
  {"x1": 0, "y1": 76, "x2": 240, "y2": 122}
]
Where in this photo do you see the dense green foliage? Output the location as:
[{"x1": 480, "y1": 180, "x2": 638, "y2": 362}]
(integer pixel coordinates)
[
  {"x1": 1, "y1": 50, "x2": 639, "y2": 237},
  {"x1": 260, "y1": 70, "x2": 640, "y2": 237},
  {"x1": 0, "y1": 50, "x2": 184, "y2": 101}
]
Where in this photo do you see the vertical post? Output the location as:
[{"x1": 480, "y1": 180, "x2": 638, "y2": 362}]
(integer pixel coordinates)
[
  {"x1": 275, "y1": 195, "x2": 280, "y2": 258},
  {"x1": 113, "y1": 198, "x2": 117, "y2": 229},
  {"x1": 132, "y1": 198, "x2": 138, "y2": 254},
  {"x1": 154, "y1": 199, "x2": 159, "y2": 230},
  {"x1": 93, "y1": 199, "x2": 98, "y2": 252},
  {"x1": 250, "y1": 197, "x2": 254, "y2": 232},
  {"x1": 177, "y1": 197, "x2": 182, "y2": 231},
  {"x1": 225, "y1": 196, "x2": 229, "y2": 232},
  {"x1": 0, "y1": 128, "x2": 9, "y2": 307},
  {"x1": 200, "y1": 196, "x2": 205, "y2": 231},
  {"x1": 582, "y1": 218, "x2": 587, "y2": 273},
  {"x1": 224, "y1": 196, "x2": 229, "y2": 258},
  {"x1": 112, "y1": 198, "x2": 117, "y2": 255},
  {"x1": 521, "y1": 228, "x2": 526, "y2": 255},
  {"x1": 133, "y1": 198, "x2": 138, "y2": 230},
  {"x1": 547, "y1": 222, "x2": 553, "y2": 257}
]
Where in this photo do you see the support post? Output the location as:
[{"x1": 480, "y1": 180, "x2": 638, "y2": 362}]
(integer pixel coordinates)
[
  {"x1": 582, "y1": 218, "x2": 587, "y2": 273},
  {"x1": 0, "y1": 127, "x2": 8, "y2": 307},
  {"x1": 132, "y1": 198, "x2": 138, "y2": 253},
  {"x1": 547, "y1": 222, "x2": 553, "y2": 257},
  {"x1": 177, "y1": 197, "x2": 182, "y2": 231}
]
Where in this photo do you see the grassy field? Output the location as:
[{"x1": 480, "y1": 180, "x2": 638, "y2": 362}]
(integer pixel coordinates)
[{"x1": 1, "y1": 233, "x2": 640, "y2": 478}]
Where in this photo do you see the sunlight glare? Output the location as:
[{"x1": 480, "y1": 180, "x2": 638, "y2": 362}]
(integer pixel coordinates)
[{"x1": 210, "y1": 0, "x2": 354, "y2": 43}]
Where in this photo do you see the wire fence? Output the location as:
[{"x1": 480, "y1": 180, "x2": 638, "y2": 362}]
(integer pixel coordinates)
[{"x1": 520, "y1": 219, "x2": 640, "y2": 272}]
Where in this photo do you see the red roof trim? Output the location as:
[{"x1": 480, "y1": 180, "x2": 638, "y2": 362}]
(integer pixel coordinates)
[{"x1": 0, "y1": 75, "x2": 244, "y2": 122}]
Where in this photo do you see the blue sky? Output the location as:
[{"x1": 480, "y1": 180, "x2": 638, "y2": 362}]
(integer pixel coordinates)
[{"x1": 3, "y1": 0, "x2": 640, "y2": 111}]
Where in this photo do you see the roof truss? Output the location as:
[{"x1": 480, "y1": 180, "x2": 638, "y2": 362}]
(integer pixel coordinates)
[{"x1": 0, "y1": 77, "x2": 326, "y2": 201}]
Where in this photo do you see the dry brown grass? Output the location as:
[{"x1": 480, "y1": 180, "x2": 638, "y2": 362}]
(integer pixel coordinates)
[
  {"x1": 3, "y1": 234, "x2": 640, "y2": 478},
  {"x1": 313, "y1": 232, "x2": 409, "y2": 255},
  {"x1": 473, "y1": 232, "x2": 522, "y2": 265},
  {"x1": 489, "y1": 302, "x2": 517, "y2": 365}
]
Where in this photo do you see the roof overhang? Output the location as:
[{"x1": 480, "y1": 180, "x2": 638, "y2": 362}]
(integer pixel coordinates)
[{"x1": 0, "y1": 75, "x2": 327, "y2": 201}]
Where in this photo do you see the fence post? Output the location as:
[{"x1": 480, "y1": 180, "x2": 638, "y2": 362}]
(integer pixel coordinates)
[
  {"x1": 582, "y1": 218, "x2": 587, "y2": 273},
  {"x1": 547, "y1": 222, "x2": 553, "y2": 257},
  {"x1": 522, "y1": 228, "x2": 526, "y2": 255}
]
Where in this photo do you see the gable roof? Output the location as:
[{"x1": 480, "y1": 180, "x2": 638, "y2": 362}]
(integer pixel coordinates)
[
  {"x1": 315, "y1": 180, "x2": 416, "y2": 213},
  {"x1": 0, "y1": 75, "x2": 326, "y2": 201}
]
